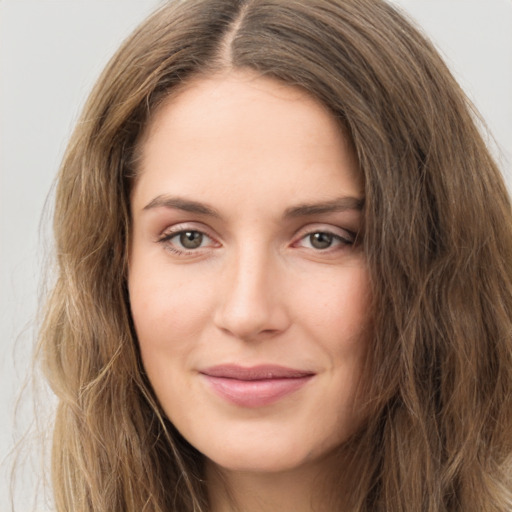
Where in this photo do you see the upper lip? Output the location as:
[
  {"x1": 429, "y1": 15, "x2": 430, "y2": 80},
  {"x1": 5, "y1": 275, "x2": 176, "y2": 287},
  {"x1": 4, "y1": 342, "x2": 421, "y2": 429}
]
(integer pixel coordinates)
[{"x1": 199, "y1": 364, "x2": 315, "y2": 381}]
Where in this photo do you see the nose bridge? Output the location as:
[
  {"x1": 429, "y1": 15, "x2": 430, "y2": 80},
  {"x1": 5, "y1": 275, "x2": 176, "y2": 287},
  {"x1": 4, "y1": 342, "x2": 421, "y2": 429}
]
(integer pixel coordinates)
[{"x1": 214, "y1": 239, "x2": 287, "y2": 339}]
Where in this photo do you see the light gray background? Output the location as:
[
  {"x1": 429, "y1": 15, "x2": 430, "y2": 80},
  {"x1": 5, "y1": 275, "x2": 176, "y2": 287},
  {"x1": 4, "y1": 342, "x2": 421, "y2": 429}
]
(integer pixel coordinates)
[{"x1": 1, "y1": 1, "x2": 511, "y2": 510}]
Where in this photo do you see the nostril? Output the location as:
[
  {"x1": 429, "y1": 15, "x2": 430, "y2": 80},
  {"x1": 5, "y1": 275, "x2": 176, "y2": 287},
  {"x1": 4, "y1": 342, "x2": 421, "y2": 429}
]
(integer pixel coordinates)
[
  {"x1": 213, "y1": 254, "x2": 291, "y2": 339},
  {"x1": 213, "y1": 297, "x2": 289, "y2": 341}
]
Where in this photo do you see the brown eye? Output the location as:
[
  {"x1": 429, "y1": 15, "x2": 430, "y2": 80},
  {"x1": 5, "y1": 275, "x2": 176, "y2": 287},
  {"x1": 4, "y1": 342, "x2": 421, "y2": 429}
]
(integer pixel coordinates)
[
  {"x1": 309, "y1": 232, "x2": 334, "y2": 249},
  {"x1": 179, "y1": 231, "x2": 203, "y2": 249}
]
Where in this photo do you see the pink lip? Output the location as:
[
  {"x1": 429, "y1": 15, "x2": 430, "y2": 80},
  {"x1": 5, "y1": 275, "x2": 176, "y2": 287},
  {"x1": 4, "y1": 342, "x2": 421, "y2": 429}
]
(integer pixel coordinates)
[{"x1": 200, "y1": 364, "x2": 315, "y2": 408}]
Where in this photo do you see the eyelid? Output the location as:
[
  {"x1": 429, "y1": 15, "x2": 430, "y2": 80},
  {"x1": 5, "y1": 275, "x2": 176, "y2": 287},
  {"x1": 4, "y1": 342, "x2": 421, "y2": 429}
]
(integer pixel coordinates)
[
  {"x1": 157, "y1": 222, "x2": 221, "y2": 253},
  {"x1": 158, "y1": 221, "x2": 213, "y2": 238},
  {"x1": 293, "y1": 224, "x2": 356, "y2": 244}
]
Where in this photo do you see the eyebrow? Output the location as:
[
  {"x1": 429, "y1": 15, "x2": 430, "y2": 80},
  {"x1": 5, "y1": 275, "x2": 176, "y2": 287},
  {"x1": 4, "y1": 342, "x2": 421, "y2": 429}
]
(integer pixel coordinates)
[
  {"x1": 284, "y1": 196, "x2": 364, "y2": 217},
  {"x1": 143, "y1": 195, "x2": 221, "y2": 217},
  {"x1": 142, "y1": 194, "x2": 364, "y2": 218}
]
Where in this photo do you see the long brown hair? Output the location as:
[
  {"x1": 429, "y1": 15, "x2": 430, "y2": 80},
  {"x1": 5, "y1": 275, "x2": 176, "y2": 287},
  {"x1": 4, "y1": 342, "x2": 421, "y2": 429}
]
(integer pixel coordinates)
[{"x1": 39, "y1": 0, "x2": 512, "y2": 510}]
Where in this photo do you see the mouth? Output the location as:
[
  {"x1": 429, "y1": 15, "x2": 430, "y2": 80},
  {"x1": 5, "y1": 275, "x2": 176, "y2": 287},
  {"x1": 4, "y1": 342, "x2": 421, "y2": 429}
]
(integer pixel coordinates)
[{"x1": 199, "y1": 364, "x2": 316, "y2": 408}]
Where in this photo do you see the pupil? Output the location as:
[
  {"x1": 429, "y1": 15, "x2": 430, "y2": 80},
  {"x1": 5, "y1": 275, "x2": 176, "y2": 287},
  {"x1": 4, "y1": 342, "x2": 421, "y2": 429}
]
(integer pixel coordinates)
[
  {"x1": 180, "y1": 231, "x2": 203, "y2": 249},
  {"x1": 310, "y1": 232, "x2": 333, "y2": 249}
]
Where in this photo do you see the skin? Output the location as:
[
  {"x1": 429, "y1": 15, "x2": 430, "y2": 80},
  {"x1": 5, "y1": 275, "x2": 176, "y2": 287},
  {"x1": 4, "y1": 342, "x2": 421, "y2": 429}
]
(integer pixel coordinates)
[{"x1": 128, "y1": 71, "x2": 371, "y2": 511}]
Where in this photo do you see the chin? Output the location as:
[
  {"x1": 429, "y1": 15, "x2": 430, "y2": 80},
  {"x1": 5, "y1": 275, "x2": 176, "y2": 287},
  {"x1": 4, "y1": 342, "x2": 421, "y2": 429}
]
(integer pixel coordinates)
[
  {"x1": 200, "y1": 428, "x2": 345, "y2": 476},
  {"x1": 213, "y1": 451, "x2": 306, "y2": 474}
]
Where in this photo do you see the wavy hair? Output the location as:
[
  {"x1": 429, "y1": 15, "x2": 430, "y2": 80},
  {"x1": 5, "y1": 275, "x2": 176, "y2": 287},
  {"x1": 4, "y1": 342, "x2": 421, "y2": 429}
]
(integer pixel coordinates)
[{"x1": 39, "y1": 0, "x2": 512, "y2": 510}]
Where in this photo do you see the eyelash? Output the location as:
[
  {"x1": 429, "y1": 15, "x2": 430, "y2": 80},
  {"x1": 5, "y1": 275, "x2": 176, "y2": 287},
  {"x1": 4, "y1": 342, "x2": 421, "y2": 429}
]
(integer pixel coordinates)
[
  {"x1": 294, "y1": 229, "x2": 356, "y2": 251},
  {"x1": 157, "y1": 225, "x2": 357, "y2": 256},
  {"x1": 158, "y1": 227, "x2": 218, "y2": 255}
]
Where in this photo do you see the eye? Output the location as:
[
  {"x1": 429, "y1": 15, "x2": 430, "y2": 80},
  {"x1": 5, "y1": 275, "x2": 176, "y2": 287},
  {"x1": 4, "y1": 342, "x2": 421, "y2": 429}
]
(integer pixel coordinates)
[
  {"x1": 308, "y1": 232, "x2": 336, "y2": 250},
  {"x1": 175, "y1": 230, "x2": 205, "y2": 249},
  {"x1": 296, "y1": 229, "x2": 355, "y2": 251},
  {"x1": 158, "y1": 227, "x2": 218, "y2": 254}
]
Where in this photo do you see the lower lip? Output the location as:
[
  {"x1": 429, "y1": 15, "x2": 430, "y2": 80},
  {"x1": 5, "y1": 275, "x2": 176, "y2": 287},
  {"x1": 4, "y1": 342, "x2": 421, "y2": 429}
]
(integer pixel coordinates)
[{"x1": 202, "y1": 375, "x2": 313, "y2": 408}]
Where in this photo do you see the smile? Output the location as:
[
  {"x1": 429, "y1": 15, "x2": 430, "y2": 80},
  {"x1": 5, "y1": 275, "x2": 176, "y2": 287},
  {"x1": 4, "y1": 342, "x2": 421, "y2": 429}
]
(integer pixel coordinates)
[{"x1": 199, "y1": 364, "x2": 316, "y2": 408}]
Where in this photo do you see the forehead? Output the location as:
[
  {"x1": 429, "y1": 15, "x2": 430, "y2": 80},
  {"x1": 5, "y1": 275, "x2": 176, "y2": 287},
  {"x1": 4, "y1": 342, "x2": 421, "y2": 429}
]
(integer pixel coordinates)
[{"x1": 132, "y1": 71, "x2": 363, "y2": 214}]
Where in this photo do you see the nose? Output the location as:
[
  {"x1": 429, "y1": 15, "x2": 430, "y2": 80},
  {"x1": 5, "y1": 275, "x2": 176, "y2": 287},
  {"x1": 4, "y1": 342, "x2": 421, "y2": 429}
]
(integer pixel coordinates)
[{"x1": 213, "y1": 246, "x2": 290, "y2": 341}]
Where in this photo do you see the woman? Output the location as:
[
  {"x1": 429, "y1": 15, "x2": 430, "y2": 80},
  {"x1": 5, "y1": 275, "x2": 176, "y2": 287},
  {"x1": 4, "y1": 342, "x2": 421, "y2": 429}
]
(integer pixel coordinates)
[{"x1": 39, "y1": 0, "x2": 512, "y2": 510}]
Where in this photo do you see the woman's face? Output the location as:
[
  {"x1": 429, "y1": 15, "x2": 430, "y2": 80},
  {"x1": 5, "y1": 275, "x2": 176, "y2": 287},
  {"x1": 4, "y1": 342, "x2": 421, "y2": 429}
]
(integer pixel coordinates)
[{"x1": 128, "y1": 72, "x2": 371, "y2": 475}]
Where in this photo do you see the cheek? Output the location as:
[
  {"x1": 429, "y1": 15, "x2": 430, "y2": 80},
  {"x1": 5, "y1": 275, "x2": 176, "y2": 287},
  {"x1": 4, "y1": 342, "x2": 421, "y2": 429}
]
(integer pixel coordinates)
[
  {"x1": 127, "y1": 265, "x2": 218, "y2": 418},
  {"x1": 128, "y1": 263, "x2": 215, "y2": 359},
  {"x1": 295, "y1": 263, "x2": 371, "y2": 352}
]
